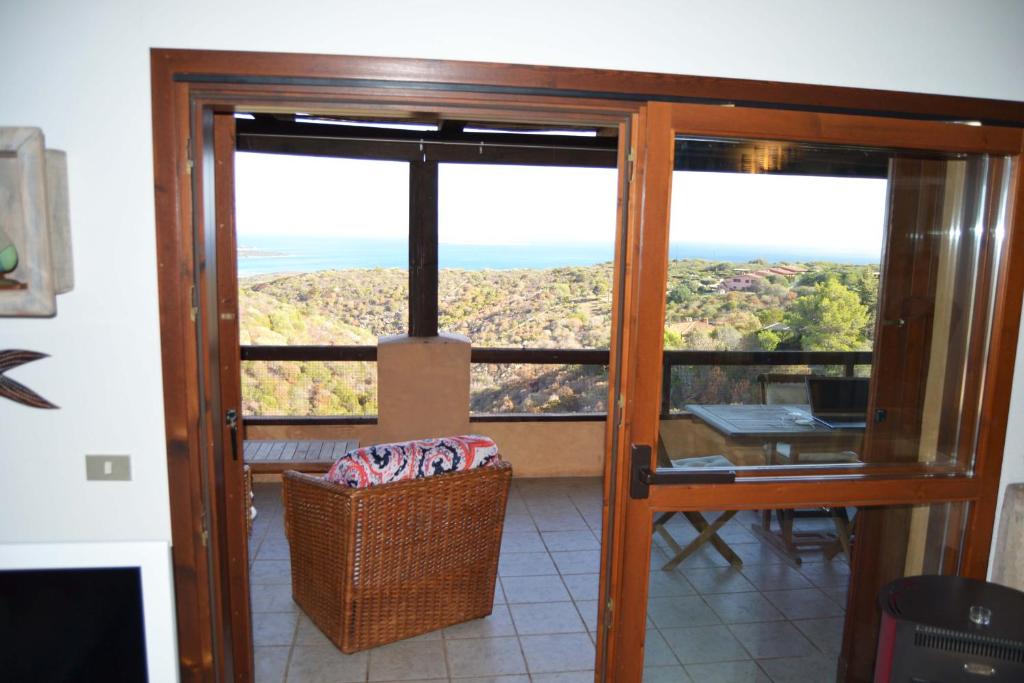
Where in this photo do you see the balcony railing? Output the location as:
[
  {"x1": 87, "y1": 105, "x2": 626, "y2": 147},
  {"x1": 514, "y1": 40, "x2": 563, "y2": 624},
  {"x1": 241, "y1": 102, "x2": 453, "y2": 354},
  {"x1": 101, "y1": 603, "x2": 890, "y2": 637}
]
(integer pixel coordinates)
[{"x1": 240, "y1": 345, "x2": 872, "y2": 424}]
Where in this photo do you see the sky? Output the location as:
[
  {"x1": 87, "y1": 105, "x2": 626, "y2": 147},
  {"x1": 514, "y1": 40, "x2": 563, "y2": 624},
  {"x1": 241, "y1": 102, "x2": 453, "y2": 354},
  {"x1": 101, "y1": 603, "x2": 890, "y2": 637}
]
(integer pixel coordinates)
[{"x1": 235, "y1": 151, "x2": 887, "y2": 258}]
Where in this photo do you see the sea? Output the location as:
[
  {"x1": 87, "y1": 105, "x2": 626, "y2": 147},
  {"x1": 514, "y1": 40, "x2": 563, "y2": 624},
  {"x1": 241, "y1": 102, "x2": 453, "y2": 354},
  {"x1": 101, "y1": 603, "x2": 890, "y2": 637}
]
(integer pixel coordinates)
[{"x1": 237, "y1": 235, "x2": 878, "y2": 278}]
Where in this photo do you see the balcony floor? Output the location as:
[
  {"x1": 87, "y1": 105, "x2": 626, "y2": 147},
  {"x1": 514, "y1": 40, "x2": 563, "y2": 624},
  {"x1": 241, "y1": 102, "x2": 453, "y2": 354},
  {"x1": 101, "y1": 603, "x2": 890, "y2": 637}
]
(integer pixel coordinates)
[{"x1": 249, "y1": 478, "x2": 847, "y2": 682}]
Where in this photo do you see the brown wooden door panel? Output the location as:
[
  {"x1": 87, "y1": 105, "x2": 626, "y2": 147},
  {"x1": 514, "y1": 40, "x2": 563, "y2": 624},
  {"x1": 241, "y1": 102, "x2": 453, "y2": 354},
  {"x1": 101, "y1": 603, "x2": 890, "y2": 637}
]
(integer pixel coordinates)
[{"x1": 212, "y1": 112, "x2": 254, "y2": 682}]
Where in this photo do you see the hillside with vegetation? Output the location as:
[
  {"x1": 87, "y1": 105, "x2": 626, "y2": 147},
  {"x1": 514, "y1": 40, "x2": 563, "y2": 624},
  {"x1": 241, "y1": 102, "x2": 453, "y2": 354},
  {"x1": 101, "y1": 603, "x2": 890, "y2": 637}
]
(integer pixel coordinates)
[{"x1": 239, "y1": 259, "x2": 878, "y2": 415}]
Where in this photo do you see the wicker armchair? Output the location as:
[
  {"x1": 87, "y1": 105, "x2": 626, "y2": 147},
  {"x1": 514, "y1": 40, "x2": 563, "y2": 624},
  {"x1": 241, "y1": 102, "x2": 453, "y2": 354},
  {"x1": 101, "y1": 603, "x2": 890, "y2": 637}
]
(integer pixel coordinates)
[{"x1": 282, "y1": 461, "x2": 512, "y2": 653}]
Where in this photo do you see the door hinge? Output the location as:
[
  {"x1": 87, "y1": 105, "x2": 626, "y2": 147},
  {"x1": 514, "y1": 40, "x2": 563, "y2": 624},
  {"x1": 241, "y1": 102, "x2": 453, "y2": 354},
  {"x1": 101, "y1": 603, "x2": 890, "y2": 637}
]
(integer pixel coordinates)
[
  {"x1": 189, "y1": 285, "x2": 198, "y2": 322},
  {"x1": 200, "y1": 509, "x2": 210, "y2": 547},
  {"x1": 604, "y1": 598, "x2": 614, "y2": 630},
  {"x1": 185, "y1": 137, "x2": 194, "y2": 175},
  {"x1": 628, "y1": 150, "x2": 636, "y2": 182}
]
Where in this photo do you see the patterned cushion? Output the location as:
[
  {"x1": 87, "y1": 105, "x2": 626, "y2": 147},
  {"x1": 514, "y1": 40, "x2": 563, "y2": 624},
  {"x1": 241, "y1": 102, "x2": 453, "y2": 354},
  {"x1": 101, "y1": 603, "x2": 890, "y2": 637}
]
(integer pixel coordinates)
[{"x1": 324, "y1": 435, "x2": 501, "y2": 488}]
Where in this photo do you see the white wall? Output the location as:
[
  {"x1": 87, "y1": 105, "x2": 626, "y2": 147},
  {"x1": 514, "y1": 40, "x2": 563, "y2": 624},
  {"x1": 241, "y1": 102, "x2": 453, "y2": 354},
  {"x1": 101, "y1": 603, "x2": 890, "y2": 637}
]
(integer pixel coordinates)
[{"x1": 1, "y1": 0, "x2": 1022, "y2": 674}]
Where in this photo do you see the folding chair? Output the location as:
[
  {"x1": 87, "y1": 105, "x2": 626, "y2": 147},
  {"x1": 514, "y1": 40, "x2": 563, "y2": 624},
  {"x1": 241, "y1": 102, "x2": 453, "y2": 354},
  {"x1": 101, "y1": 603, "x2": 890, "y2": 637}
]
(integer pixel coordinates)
[{"x1": 651, "y1": 434, "x2": 742, "y2": 571}]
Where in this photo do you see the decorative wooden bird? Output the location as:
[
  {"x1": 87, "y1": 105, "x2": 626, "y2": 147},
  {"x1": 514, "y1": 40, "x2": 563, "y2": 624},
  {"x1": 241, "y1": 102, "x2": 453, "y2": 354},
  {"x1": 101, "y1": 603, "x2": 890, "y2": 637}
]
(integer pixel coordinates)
[{"x1": 0, "y1": 350, "x2": 58, "y2": 409}]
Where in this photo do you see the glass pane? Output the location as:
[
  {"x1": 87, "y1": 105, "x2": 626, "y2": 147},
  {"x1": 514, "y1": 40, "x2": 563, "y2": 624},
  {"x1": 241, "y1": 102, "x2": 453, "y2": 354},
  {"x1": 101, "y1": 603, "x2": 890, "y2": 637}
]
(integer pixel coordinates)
[
  {"x1": 439, "y1": 163, "x2": 618, "y2": 416},
  {"x1": 438, "y1": 163, "x2": 617, "y2": 348},
  {"x1": 234, "y1": 152, "x2": 409, "y2": 417},
  {"x1": 642, "y1": 501, "x2": 967, "y2": 682},
  {"x1": 662, "y1": 136, "x2": 1010, "y2": 472},
  {"x1": 236, "y1": 152, "x2": 410, "y2": 339}
]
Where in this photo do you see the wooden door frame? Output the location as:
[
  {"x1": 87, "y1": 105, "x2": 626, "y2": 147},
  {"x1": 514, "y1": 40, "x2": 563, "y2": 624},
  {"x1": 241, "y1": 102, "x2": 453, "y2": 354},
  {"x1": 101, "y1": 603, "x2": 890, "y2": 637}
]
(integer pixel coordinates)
[{"x1": 150, "y1": 49, "x2": 1024, "y2": 681}]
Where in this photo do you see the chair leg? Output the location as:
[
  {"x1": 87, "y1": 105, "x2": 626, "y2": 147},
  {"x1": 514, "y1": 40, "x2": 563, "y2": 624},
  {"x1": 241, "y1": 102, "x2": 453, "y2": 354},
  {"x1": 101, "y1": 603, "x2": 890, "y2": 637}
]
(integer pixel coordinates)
[
  {"x1": 824, "y1": 507, "x2": 852, "y2": 561},
  {"x1": 653, "y1": 511, "x2": 687, "y2": 565},
  {"x1": 659, "y1": 511, "x2": 742, "y2": 571},
  {"x1": 779, "y1": 509, "x2": 802, "y2": 566}
]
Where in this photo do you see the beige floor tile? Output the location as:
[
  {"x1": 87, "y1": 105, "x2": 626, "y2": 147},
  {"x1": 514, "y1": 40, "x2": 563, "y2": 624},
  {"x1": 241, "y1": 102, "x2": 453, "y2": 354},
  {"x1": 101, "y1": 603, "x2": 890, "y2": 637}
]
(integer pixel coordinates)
[
  {"x1": 445, "y1": 635, "x2": 528, "y2": 678},
  {"x1": 792, "y1": 616, "x2": 845, "y2": 655},
  {"x1": 674, "y1": 545, "x2": 732, "y2": 569},
  {"x1": 729, "y1": 542, "x2": 788, "y2": 566},
  {"x1": 246, "y1": 479, "x2": 849, "y2": 683},
  {"x1": 531, "y1": 513, "x2": 590, "y2": 532},
  {"x1": 727, "y1": 621, "x2": 817, "y2": 659},
  {"x1": 648, "y1": 569, "x2": 696, "y2": 597},
  {"x1": 823, "y1": 586, "x2": 849, "y2": 610},
  {"x1": 704, "y1": 592, "x2": 786, "y2": 624},
  {"x1": 561, "y1": 573, "x2": 600, "y2": 601},
  {"x1": 509, "y1": 601, "x2": 585, "y2": 635},
  {"x1": 519, "y1": 633, "x2": 595, "y2": 673},
  {"x1": 499, "y1": 552, "x2": 557, "y2": 577},
  {"x1": 250, "y1": 559, "x2": 292, "y2": 584},
  {"x1": 250, "y1": 583, "x2": 297, "y2": 613},
  {"x1": 287, "y1": 644, "x2": 368, "y2": 683},
  {"x1": 541, "y1": 529, "x2": 600, "y2": 552},
  {"x1": 643, "y1": 629, "x2": 679, "y2": 668},
  {"x1": 643, "y1": 665, "x2": 693, "y2": 683},
  {"x1": 500, "y1": 574, "x2": 570, "y2": 604},
  {"x1": 798, "y1": 561, "x2": 851, "y2": 588},
  {"x1": 294, "y1": 615, "x2": 333, "y2": 647},
  {"x1": 647, "y1": 595, "x2": 721, "y2": 629},
  {"x1": 762, "y1": 588, "x2": 844, "y2": 620},
  {"x1": 443, "y1": 604, "x2": 516, "y2": 639},
  {"x1": 503, "y1": 514, "x2": 538, "y2": 533},
  {"x1": 500, "y1": 530, "x2": 546, "y2": 554},
  {"x1": 739, "y1": 564, "x2": 813, "y2": 591},
  {"x1": 575, "y1": 599, "x2": 599, "y2": 632},
  {"x1": 533, "y1": 673, "x2": 596, "y2": 683},
  {"x1": 253, "y1": 646, "x2": 288, "y2": 683},
  {"x1": 754, "y1": 653, "x2": 837, "y2": 683},
  {"x1": 550, "y1": 550, "x2": 601, "y2": 575},
  {"x1": 367, "y1": 639, "x2": 447, "y2": 681},
  {"x1": 682, "y1": 566, "x2": 757, "y2": 595},
  {"x1": 252, "y1": 611, "x2": 297, "y2": 646},
  {"x1": 660, "y1": 624, "x2": 748, "y2": 665},
  {"x1": 683, "y1": 660, "x2": 771, "y2": 682},
  {"x1": 255, "y1": 537, "x2": 291, "y2": 560}
]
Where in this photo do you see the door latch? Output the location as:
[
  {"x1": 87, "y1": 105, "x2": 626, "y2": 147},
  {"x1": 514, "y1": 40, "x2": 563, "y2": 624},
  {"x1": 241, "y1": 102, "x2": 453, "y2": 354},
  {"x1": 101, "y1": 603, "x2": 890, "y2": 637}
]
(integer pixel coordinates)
[
  {"x1": 630, "y1": 444, "x2": 736, "y2": 499},
  {"x1": 226, "y1": 408, "x2": 239, "y2": 460}
]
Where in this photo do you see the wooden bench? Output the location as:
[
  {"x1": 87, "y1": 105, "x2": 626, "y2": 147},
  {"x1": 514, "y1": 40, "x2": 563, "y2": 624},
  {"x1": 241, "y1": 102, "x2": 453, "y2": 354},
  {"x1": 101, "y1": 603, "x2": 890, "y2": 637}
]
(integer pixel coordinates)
[{"x1": 243, "y1": 439, "x2": 359, "y2": 474}]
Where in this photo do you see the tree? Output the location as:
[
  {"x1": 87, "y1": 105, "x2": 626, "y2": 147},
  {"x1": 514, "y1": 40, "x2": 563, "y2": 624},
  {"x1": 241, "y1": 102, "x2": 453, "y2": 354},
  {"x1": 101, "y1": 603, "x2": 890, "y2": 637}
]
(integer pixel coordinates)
[
  {"x1": 756, "y1": 329, "x2": 782, "y2": 351},
  {"x1": 785, "y1": 277, "x2": 870, "y2": 351},
  {"x1": 755, "y1": 307, "x2": 785, "y2": 326},
  {"x1": 663, "y1": 329, "x2": 685, "y2": 350},
  {"x1": 667, "y1": 282, "x2": 695, "y2": 305},
  {"x1": 713, "y1": 325, "x2": 743, "y2": 350}
]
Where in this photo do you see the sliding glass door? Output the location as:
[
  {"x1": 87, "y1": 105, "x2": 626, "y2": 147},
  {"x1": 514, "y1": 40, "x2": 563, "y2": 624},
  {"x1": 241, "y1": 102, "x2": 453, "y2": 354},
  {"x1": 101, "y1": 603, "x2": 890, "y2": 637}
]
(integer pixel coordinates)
[{"x1": 599, "y1": 102, "x2": 1022, "y2": 681}]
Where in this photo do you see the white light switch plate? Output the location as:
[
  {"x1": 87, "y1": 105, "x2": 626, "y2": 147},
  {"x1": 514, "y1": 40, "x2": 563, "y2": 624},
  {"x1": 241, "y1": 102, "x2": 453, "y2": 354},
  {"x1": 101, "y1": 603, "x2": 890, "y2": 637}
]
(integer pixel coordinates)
[{"x1": 85, "y1": 454, "x2": 131, "y2": 481}]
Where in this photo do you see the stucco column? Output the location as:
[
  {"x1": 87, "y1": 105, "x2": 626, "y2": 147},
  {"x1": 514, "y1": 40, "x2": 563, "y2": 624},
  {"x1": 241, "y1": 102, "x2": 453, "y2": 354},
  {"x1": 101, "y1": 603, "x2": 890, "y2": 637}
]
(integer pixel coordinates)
[{"x1": 375, "y1": 332, "x2": 472, "y2": 443}]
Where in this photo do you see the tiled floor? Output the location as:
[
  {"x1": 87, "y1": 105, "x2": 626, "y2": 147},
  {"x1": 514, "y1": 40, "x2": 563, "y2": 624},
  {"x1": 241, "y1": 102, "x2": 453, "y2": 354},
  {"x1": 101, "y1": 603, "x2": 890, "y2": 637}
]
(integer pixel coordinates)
[{"x1": 249, "y1": 479, "x2": 849, "y2": 683}]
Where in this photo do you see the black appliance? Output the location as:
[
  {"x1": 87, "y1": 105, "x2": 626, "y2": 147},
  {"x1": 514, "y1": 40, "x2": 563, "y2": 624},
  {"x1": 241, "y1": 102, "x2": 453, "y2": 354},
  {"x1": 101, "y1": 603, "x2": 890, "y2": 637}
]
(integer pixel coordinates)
[{"x1": 876, "y1": 575, "x2": 1024, "y2": 682}]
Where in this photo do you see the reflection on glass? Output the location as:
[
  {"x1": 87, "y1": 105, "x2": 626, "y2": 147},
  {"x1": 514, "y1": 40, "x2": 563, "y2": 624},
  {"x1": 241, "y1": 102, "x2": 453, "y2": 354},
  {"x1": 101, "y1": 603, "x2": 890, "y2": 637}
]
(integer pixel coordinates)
[
  {"x1": 662, "y1": 136, "x2": 1010, "y2": 472},
  {"x1": 642, "y1": 502, "x2": 966, "y2": 682}
]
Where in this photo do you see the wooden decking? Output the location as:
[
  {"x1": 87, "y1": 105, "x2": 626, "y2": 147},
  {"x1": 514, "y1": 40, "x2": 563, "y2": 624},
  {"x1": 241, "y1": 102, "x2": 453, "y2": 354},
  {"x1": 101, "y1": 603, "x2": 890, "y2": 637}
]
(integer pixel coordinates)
[{"x1": 243, "y1": 439, "x2": 358, "y2": 473}]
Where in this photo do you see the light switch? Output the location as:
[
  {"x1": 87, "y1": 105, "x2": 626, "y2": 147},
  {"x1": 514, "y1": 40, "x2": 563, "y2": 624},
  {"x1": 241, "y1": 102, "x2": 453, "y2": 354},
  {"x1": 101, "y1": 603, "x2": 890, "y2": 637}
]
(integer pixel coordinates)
[{"x1": 86, "y1": 454, "x2": 131, "y2": 481}]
